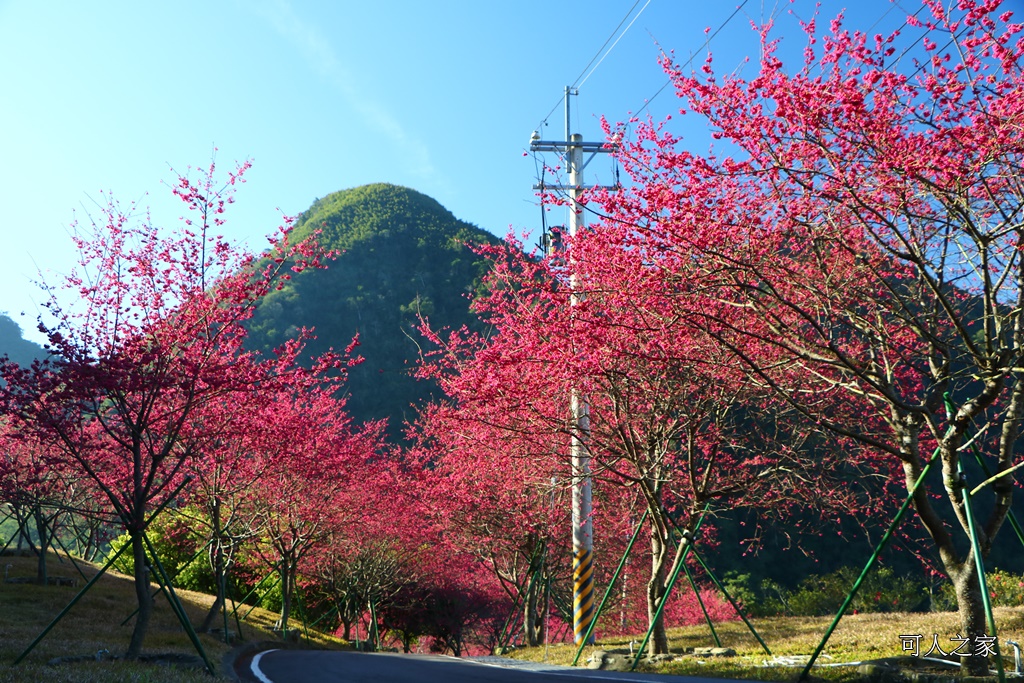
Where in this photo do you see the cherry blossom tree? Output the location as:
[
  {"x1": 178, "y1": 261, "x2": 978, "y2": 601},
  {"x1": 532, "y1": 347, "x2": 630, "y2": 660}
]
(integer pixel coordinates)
[
  {"x1": 412, "y1": 398, "x2": 569, "y2": 648},
  {"x1": 0, "y1": 419, "x2": 85, "y2": 584},
  {"x1": 244, "y1": 386, "x2": 385, "y2": 633},
  {"x1": 0, "y1": 159, "x2": 333, "y2": 658},
  {"x1": 415, "y1": 238, "x2": 851, "y2": 654},
  {"x1": 591, "y1": 0, "x2": 1024, "y2": 672}
]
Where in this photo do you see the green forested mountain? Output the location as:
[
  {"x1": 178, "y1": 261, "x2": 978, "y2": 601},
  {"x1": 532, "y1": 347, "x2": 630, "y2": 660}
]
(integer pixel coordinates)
[
  {"x1": 247, "y1": 184, "x2": 498, "y2": 439},
  {"x1": 0, "y1": 314, "x2": 46, "y2": 367}
]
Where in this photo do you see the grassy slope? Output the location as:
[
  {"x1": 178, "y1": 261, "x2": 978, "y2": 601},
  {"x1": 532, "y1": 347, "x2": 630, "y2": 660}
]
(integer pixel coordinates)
[
  {"x1": 509, "y1": 609, "x2": 1024, "y2": 681},
  {"x1": 0, "y1": 552, "x2": 345, "y2": 683},
  {"x1": 4, "y1": 550, "x2": 1022, "y2": 681}
]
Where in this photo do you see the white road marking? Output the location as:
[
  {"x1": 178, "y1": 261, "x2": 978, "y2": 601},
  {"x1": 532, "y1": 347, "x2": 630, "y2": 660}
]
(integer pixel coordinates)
[{"x1": 250, "y1": 648, "x2": 281, "y2": 683}]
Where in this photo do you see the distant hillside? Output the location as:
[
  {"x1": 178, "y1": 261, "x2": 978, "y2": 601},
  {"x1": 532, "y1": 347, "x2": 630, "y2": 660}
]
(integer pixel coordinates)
[
  {"x1": 0, "y1": 313, "x2": 46, "y2": 367},
  {"x1": 247, "y1": 184, "x2": 499, "y2": 438}
]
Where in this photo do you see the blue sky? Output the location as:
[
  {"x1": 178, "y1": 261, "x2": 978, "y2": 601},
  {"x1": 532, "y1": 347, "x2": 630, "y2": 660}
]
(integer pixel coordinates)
[{"x1": 0, "y1": 0, "x2": 931, "y2": 345}]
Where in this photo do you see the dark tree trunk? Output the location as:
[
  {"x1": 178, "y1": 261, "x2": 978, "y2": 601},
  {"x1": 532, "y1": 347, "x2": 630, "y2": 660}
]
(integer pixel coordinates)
[
  {"x1": 952, "y1": 562, "x2": 992, "y2": 676},
  {"x1": 277, "y1": 560, "x2": 293, "y2": 634},
  {"x1": 522, "y1": 547, "x2": 545, "y2": 647},
  {"x1": 33, "y1": 506, "x2": 49, "y2": 586},
  {"x1": 340, "y1": 611, "x2": 352, "y2": 641},
  {"x1": 646, "y1": 530, "x2": 669, "y2": 656},
  {"x1": 199, "y1": 544, "x2": 227, "y2": 632},
  {"x1": 126, "y1": 529, "x2": 152, "y2": 659},
  {"x1": 901, "y1": 447, "x2": 1004, "y2": 677}
]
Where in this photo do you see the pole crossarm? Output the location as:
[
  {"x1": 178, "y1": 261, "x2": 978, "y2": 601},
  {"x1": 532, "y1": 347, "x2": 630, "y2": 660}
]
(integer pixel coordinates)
[
  {"x1": 530, "y1": 140, "x2": 616, "y2": 153},
  {"x1": 533, "y1": 184, "x2": 620, "y2": 191}
]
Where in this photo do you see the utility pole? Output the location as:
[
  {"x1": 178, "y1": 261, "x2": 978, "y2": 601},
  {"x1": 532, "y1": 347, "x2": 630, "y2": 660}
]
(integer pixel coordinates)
[{"x1": 530, "y1": 86, "x2": 617, "y2": 645}]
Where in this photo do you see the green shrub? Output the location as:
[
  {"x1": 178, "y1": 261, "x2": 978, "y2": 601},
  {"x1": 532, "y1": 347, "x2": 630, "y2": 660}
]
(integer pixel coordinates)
[
  {"x1": 932, "y1": 568, "x2": 1024, "y2": 612},
  {"x1": 258, "y1": 578, "x2": 283, "y2": 613},
  {"x1": 721, "y1": 572, "x2": 787, "y2": 617},
  {"x1": 103, "y1": 513, "x2": 215, "y2": 593},
  {"x1": 742, "y1": 566, "x2": 928, "y2": 617}
]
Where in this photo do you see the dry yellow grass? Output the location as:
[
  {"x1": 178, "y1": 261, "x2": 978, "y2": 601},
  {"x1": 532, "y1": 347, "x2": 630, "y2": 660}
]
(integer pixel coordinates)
[
  {"x1": 509, "y1": 608, "x2": 1024, "y2": 681},
  {"x1": 0, "y1": 551, "x2": 346, "y2": 682}
]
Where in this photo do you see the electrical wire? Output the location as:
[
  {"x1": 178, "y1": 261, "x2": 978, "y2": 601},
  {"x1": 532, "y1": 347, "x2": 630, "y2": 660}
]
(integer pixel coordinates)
[
  {"x1": 534, "y1": 0, "x2": 650, "y2": 135},
  {"x1": 634, "y1": 0, "x2": 750, "y2": 120},
  {"x1": 571, "y1": 0, "x2": 645, "y2": 88},
  {"x1": 576, "y1": 0, "x2": 653, "y2": 90}
]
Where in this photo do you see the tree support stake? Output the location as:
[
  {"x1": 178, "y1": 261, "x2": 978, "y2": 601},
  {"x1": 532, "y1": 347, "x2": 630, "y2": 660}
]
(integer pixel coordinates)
[
  {"x1": 12, "y1": 490, "x2": 183, "y2": 667},
  {"x1": 682, "y1": 560, "x2": 720, "y2": 648},
  {"x1": 799, "y1": 447, "x2": 941, "y2": 680},
  {"x1": 12, "y1": 539, "x2": 130, "y2": 665},
  {"x1": 121, "y1": 538, "x2": 214, "y2": 626},
  {"x1": 572, "y1": 509, "x2": 649, "y2": 666},
  {"x1": 690, "y1": 547, "x2": 769, "y2": 655},
  {"x1": 630, "y1": 504, "x2": 710, "y2": 671},
  {"x1": 958, "y1": 459, "x2": 1005, "y2": 683},
  {"x1": 143, "y1": 531, "x2": 216, "y2": 675}
]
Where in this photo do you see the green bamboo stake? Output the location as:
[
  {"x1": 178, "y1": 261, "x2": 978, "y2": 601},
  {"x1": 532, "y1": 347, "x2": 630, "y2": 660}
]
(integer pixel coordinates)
[
  {"x1": 496, "y1": 544, "x2": 542, "y2": 650},
  {"x1": 0, "y1": 509, "x2": 14, "y2": 552},
  {"x1": 121, "y1": 538, "x2": 214, "y2": 626},
  {"x1": 12, "y1": 487, "x2": 185, "y2": 667},
  {"x1": 944, "y1": 394, "x2": 1006, "y2": 682},
  {"x1": 683, "y1": 560, "x2": 720, "y2": 647},
  {"x1": 143, "y1": 532, "x2": 216, "y2": 675},
  {"x1": 571, "y1": 509, "x2": 650, "y2": 666},
  {"x1": 369, "y1": 598, "x2": 380, "y2": 651},
  {"x1": 630, "y1": 504, "x2": 710, "y2": 671},
  {"x1": 221, "y1": 569, "x2": 231, "y2": 643},
  {"x1": 242, "y1": 576, "x2": 281, "y2": 621},
  {"x1": 967, "y1": 445, "x2": 1024, "y2": 549},
  {"x1": 690, "y1": 548, "x2": 770, "y2": 655},
  {"x1": 798, "y1": 447, "x2": 941, "y2": 681},
  {"x1": 958, "y1": 462, "x2": 1005, "y2": 683},
  {"x1": 309, "y1": 603, "x2": 339, "y2": 629},
  {"x1": 12, "y1": 539, "x2": 130, "y2": 665},
  {"x1": 0, "y1": 511, "x2": 30, "y2": 556},
  {"x1": 297, "y1": 590, "x2": 311, "y2": 642},
  {"x1": 227, "y1": 574, "x2": 244, "y2": 640},
  {"x1": 663, "y1": 508, "x2": 769, "y2": 654},
  {"x1": 47, "y1": 523, "x2": 89, "y2": 584},
  {"x1": 496, "y1": 589, "x2": 524, "y2": 650},
  {"x1": 231, "y1": 568, "x2": 279, "y2": 620}
]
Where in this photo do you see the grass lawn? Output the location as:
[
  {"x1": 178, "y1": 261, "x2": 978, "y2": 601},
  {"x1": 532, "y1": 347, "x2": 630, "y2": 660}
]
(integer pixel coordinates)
[
  {"x1": 507, "y1": 608, "x2": 1024, "y2": 681},
  {"x1": 0, "y1": 550, "x2": 346, "y2": 683}
]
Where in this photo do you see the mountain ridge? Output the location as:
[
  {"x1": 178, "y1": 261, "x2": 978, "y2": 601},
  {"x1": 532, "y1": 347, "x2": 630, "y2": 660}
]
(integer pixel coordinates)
[
  {"x1": 247, "y1": 183, "x2": 500, "y2": 437},
  {"x1": 0, "y1": 313, "x2": 46, "y2": 367}
]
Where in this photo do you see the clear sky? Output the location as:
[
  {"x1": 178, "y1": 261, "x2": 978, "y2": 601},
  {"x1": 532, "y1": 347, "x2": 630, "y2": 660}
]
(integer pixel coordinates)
[{"x1": 0, "y1": 0, "x2": 931, "y2": 345}]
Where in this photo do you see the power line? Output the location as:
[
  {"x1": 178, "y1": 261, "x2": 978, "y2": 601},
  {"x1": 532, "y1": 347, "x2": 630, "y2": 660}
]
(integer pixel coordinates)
[
  {"x1": 576, "y1": 0, "x2": 652, "y2": 90},
  {"x1": 534, "y1": 0, "x2": 651, "y2": 134},
  {"x1": 633, "y1": 0, "x2": 750, "y2": 120},
  {"x1": 571, "y1": 0, "x2": 645, "y2": 87}
]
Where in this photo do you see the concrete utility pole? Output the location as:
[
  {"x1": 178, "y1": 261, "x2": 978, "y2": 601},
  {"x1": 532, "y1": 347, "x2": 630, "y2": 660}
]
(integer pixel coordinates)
[{"x1": 530, "y1": 86, "x2": 617, "y2": 645}]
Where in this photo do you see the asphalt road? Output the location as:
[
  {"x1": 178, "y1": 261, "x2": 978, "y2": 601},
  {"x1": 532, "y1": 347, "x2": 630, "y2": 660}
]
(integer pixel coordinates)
[{"x1": 236, "y1": 649, "x2": 756, "y2": 683}]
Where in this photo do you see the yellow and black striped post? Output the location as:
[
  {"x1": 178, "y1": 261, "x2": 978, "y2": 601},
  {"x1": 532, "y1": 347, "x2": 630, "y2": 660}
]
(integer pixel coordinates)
[
  {"x1": 571, "y1": 386, "x2": 594, "y2": 644},
  {"x1": 572, "y1": 546, "x2": 595, "y2": 643}
]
